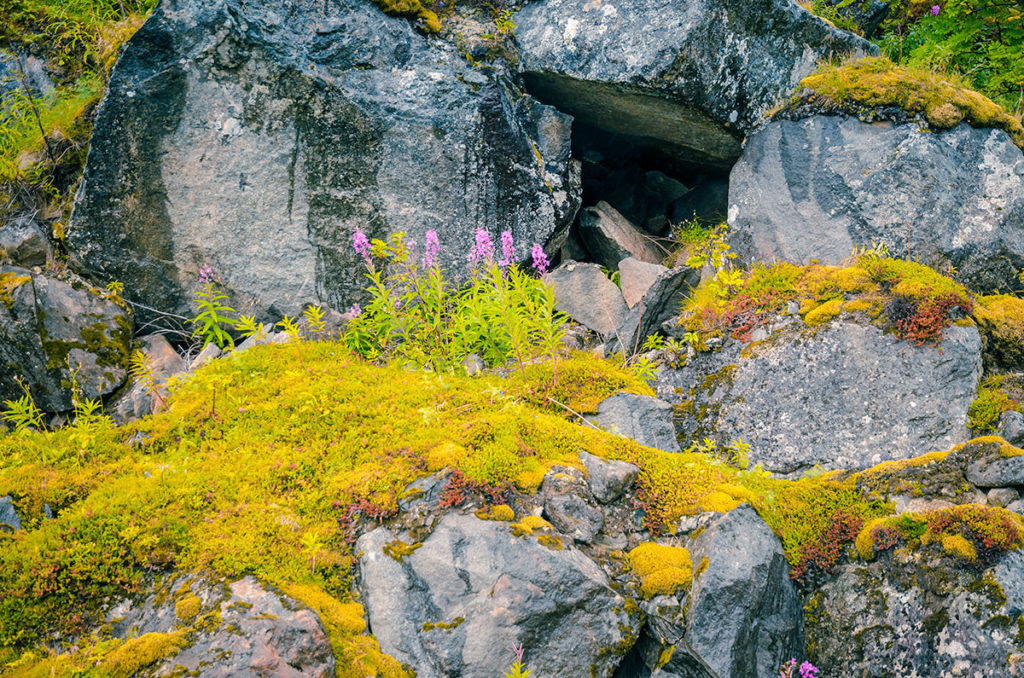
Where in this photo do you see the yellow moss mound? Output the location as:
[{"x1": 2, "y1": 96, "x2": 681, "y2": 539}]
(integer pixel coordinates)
[
  {"x1": 628, "y1": 543, "x2": 693, "y2": 599},
  {"x1": 974, "y1": 295, "x2": 1024, "y2": 368},
  {"x1": 795, "y1": 56, "x2": 1024, "y2": 149},
  {"x1": 371, "y1": 0, "x2": 440, "y2": 33},
  {"x1": 475, "y1": 504, "x2": 515, "y2": 521},
  {"x1": 102, "y1": 632, "x2": 184, "y2": 678}
]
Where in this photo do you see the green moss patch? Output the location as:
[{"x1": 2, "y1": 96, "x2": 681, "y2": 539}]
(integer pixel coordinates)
[
  {"x1": 968, "y1": 375, "x2": 1024, "y2": 433},
  {"x1": 783, "y1": 56, "x2": 1024, "y2": 149}
]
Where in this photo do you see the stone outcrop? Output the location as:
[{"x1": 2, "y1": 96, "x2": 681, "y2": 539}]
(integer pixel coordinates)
[
  {"x1": 656, "y1": 317, "x2": 982, "y2": 474},
  {"x1": 0, "y1": 216, "x2": 50, "y2": 268},
  {"x1": 806, "y1": 549, "x2": 1024, "y2": 676},
  {"x1": 515, "y1": 0, "x2": 874, "y2": 168},
  {"x1": 591, "y1": 393, "x2": 681, "y2": 453},
  {"x1": 548, "y1": 261, "x2": 628, "y2": 336},
  {"x1": 1, "y1": 266, "x2": 132, "y2": 412},
  {"x1": 357, "y1": 512, "x2": 641, "y2": 678},
  {"x1": 728, "y1": 117, "x2": 1024, "y2": 293},
  {"x1": 67, "y1": 0, "x2": 579, "y2": 323},
  {"x1": 579, "y1": 201, "x2": 663, "y2": 270}
]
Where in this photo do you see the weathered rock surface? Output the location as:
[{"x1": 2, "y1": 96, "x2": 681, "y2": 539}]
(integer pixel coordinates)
[
  {"x1": 611, "y1": 265, "x2": 700, "y2": 354},
  {"x1": 806, "y1": 549, "x2": 1024, "y2": 677},
  {"x1": 1001, "y1": 411, "x2": 1024, "y2": 447},
  {"x1": 68, "y1": 0, "x2": 579, "y2": 323},
  {"x1": 656, "y1": 318, "x2": 982, "y2": 474},
  {"x1": 685, "y1": 505, "x2": 803, "y2": 677},
  {"x1": 106, "y1": 575, "x2": 335, "y2": 677},
  {"x1": 357, "y1": 512, "x2": 640, "y2": 678},
  {"x1": 515, "y1": 0, "x2": 873, "y2": 167},
  {"x1": 728, "y1": 117, "x2": 1024, "y2": 293},
  {"x1": 0, "y1": 216, "x2": 50, "y2": 267},
  {"x1": 1, "y1": 266, "x2": 132, "y2": 412},
  {"x1": 591, "y1": 393, "x2": 681, "y2": 453},
  {"x1": 0, "y1": 496, "x2": 20, "y2": 532},
  {"x1": 548, "y1": 261, "x2": 628, "y2": 336},
  {"x1": 540, "y1": 466, "x2": 605, "y2": 542},
  {"x1": 967, "y1": 454, "x2": 1024, "y2": 488},
  {"x1": 579, "y1": 201, "x2": 663, "y2": 269},
  {"x1": 619, "y1": 258, "x2": 667, "y2": 309},
  {"x1": 580, "y1": 450, "x2": 639, "y2": 504}
]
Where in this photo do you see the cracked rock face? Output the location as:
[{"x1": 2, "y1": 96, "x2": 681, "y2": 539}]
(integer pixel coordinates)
[
  {"x1": 656, "y1": 318, "x2": 982, "y2": 475},
  {"x1": 356, "y1": 512, "x2": 640, "y2": 678},
  {"x1": 68, "y1": 0, "x2": 579, "y2": 323},
  {"x1": 514, "y1": 0, "x2": 874, "y2": 168},
  {"x1": 728, "y1": 116, "x2": 1024, "y2": 294}
]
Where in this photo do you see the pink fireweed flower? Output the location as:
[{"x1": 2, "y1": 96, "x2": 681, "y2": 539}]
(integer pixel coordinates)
[
  {"x1": 468, "y1": 228, "x2": 494, "y2": 265},
  {"x1": 930, "y1": 4, "x2": 940, "y2": 14},
  {"x1": 530, "y1": 243, "x2": 550, "y2": 275},
  {"x1": 345, "y1": 303, "x2": 362, "y2": 319},
  {"x1": 423, "y1": 229, "x2": 440, "y2": 267},
  {"x1": 353, "y1": 229, "x2": 371, "y2": 260},
  {"x1": 198, "y1": 266, "x2": 214, "y2": 285},
  {"x1": 499, "y1": 230, "x2": 514, "y2": 267},
  {"x1": 799, "y1": 662, "x2": 819, "y2": 678}
]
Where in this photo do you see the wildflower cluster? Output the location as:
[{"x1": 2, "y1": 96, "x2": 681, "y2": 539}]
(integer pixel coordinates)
[
  {"x1": 779, "y1": 658, "x2": 819, "y2": 678},
  {"x1": 342, "y1": 227, "x2": 563, "y2": 374}
]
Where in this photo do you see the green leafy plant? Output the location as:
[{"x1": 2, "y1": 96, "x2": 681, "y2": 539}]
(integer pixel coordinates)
[
  {"x1": 129, "y1": 349, "x2": 164, "y2": 411},
  {"x1": 303, "y1": 305, "x2": 327, "y2": 336},
  {"x1": 189, "y1": 275, "x2": 236, "y2": 350},
  {"x1": 343, "y1": 228, "x2": 565, "y2": 376},
  {"x1": 504, "y1": 642, "x2": 532, "y2": 678},
  {"x1": 233, "y1": 315, "x2": 265, "y2": 340},
  {"x1": 276, "y1": 315, "x2": 301, "y2": 341},
  {"x1": 1, "y1": 378, "x2": 46, "y2": 432}
]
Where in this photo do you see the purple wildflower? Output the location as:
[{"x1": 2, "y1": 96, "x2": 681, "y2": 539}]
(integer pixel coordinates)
[
  {"x1": 530, "y1": 243, "x2": 550, "y2": 275},
  {"x1": 779, "y1": 659, "x2": 796, "y2": 678},
  {"x1": 423, "y1": 229, "x2": 441, "y2": 268},
  {"x1": 930, "y1": 4, "x2": 940, "y2": 14},
  {"x1": 799, "y1": 662, "x2": 819, "y2": 678},
  {"x1": 198, "y1": 266, "x2": 214, "y2": 285},
  {"x1": 499, "y1": 230, "x2": 514, "y2": 267},
  {"x1": 468, "y1": 228, "x2": 494, "y2": 265},
  {"x1": 345, "y1": 303, "x2": 362, "y2": 319},
  {"x1": 512, "y1": 642, "x2": 525, "y2": 663},
  {"x1": 353, "y1": 228, "x2": 371, "y2": 260}
]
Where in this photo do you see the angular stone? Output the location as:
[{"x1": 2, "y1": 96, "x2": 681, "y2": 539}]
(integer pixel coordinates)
[
  {"x1": 0, "y1": 216, "x2": 50, "y2": 267},
  {"x1": 728, "y1": 117, "x2": 1024, "y2": 293},
  {"x1": 357, "y1": 513, "x2": 640, "y2": 678},
  {"x1": 544, "y1": 492, "x2": 604, "y2": 543},
  {"x1": 591, "y1": 393, "x2": 680, "y2": 453},
  {"x1": 999, "y1": 411, "x2": 1024, "y2": 448},
  {"x1": 657, "y1": 319, "x2": 982, "y2": 474},
  {"x1": 579, "y1": 450, "x2": 639, "y2": 504},
  {"x1": 1, "y1": 266, "x2": 132, "y2": 412},
  {"x1": 68, "y1": 0, "x2": 579, "y2": 324},
  {"x1": 579, "y1": 201, "x2": 663, "y2": 270},
  {"x1": 988, "y1": 487, "x2": 1020, "y2": 509},
  {"x1": 684, "y1": 505, "x2": 803, "y2": 677},
  {"x1": 110, "y1": 334, "x2": 187, "y2": 424},
  {"x1": 515, "y1": 0, "x2": 873, "y2": 167},
  {"x1": 610, "y1": 265, "x2": 700, "y2": 355},
  {"x1": 107, "y1": 575, "x2": 335, "y2": 677},
  {"x1": 190, "y1": 343, "x2": 222, "y2": 371},
  {"x1": 967, "y1": 455, "x2": 1024, "y2": 488},
  {"x1": 619, "y1": 257, "x2": 668, "y2": 309},
  {"x1": 547, "y1": 261, "x2": 628, "y2": 337},
  {"x1": 0, "y1": 496, "x2": 20, "y2": 532}
]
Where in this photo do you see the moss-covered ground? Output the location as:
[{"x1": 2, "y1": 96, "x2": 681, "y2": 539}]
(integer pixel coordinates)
[
  {"x1": 783, "y1": 56, "x2": 1024, "y2": 149},
  {"x1": 0, "y1": 338, "x2": 904, "y2": 674}
]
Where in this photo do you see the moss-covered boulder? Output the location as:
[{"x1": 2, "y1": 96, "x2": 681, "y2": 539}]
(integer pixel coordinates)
[
  {"x1": 974, "y1": 295, "x2": 1024, "y2": 370},
  {"x1": 0, "y1": 265, "x2": 131, "y2": 412}
]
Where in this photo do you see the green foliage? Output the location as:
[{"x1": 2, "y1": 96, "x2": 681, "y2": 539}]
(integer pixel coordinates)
[
  {"x1": 304, "y1": 305, "x2": 328, "y2": 336},
  {"x1": 876, "y1": 0, "x2": 1024, "y2": 114},
  {"x1": 968, "y1": 375, "x2": 1023, "y2": 433},
  {"x1": 233, "y1": 314, "x2": 264, "y2": 340},
  {"x1": 344, "y1": 233, "x2": 565, "y2": 375},
  {"x1": 129, "y1": 349, "x2": 164, "y2": 410},
  {"x1": 189, "y1": 283, "x2": 236, "y2": 350},
  {"x1": 1, "y1": 380, "x2": 45, "y2": 432}
]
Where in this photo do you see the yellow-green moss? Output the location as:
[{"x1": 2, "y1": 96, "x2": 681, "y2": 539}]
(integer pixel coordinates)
[
  {"x1": 974, "y1": 295, "x2": 1024, "y2": 368},
  {"x1": 101, "y1": 632, "x2": 184, "y2": 678},
  {"x1": 383, "y1": 540, "x2": 422, "y2": 562},
  {"x1": 475, "y1": 504, "x2": 515, "y2": 521},
  {"x1": 793, "y1": 56, "x2": 1024, "y2": 149},
  {"x1": 370, "y1": 0, "x2": 440, "y2": 32},
  {"x1": 174, "y1": 593, "x2": 202, "y2": 624},
  {"x1": 0, "y1": 272, "x2": 31, "y2": 308},
  {"x1": 510, "y1": 515, "x2": 553, "y2": 537},
  {"x1": 628, "y1": 543, "x2": 693, "y2": 599},
  {"x1": 803, "y1": 298, "x2": 844, "y2": 326}
]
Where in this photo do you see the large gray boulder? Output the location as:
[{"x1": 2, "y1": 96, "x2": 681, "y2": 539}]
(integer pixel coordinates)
[
  {"x1": 514, "y1": 0, "x2": 873, "y2": 168},
  {"x1": 656, "y1": 318, "x2": 982, "y2": 474},
  {"x1": 591, "y1": 393, "x2": 681, "y2": 453},
  {"x1": 357, "y1": 512, "x2": 641, "y2": 678},
  {"x1": 0, "y1": 216, "x2": 50, "y2": 268},
  {"x1": 685, "y1": 505, "x2": 803, "y2": 677},
  {"x1": 68, "y1": 0, "x2": 579, "y2": 323},
  {"x1": 548, "y1": 261, "x2": 628, "y2": 336},
  {"x1": 806, "y1": 549, "x2": 1024, "y2": 677},
  {"x1": 1, "y1": 266, "x2": 132, "y2": 412},
  {"x1": 728, "y1": 117, "x2": 1024, "y2": 293}
]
